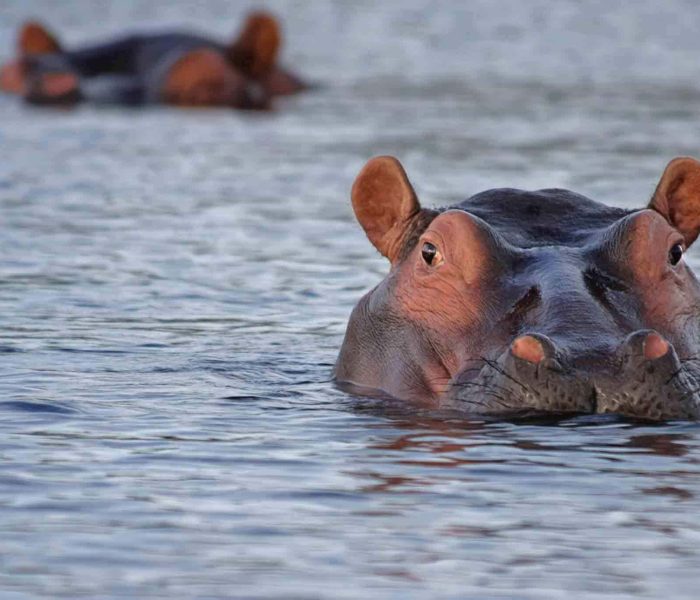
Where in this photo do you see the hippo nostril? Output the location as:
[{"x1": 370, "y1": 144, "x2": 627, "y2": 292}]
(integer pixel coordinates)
[
  {"x1": 511, "y1": 335, "x2": 546, "y2": 364},
  {"x1": 643, "y1": 332, "x2": 670, "y2": 361},
  {"x1": 623, "y1": 330, "x2": 671, "y2": 363}
]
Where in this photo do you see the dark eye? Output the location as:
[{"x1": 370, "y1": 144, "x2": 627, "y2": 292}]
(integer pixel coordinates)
[
  {"x1": 421, "y1": 242, "x2": 438, "y2": 265},
  {"x1": 669, "y1": 243, "x2": 684, "y2": 266}
]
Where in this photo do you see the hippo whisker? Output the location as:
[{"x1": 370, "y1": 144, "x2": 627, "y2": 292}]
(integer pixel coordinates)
[
  {"x1": 675, "y1": 385, "x2": 700, "y2": 408},
  {"x1": 456, "y1": 390, "x2": 515, "y2": 412},
  {"x1": 480, "y1": 357, "x2": 534, "y2": 394},
  {"x1": 451, "y1": 362, "x2": 492, "y2": 377},
  {"x1": 422, "y1": 374, "x2": 454, "y2": 393},
  {"x1": 423, "y1": 370, "x2": 512, "y2": 411},
  {"x1": 459, "y1": 391, "x2": 518, "y2": 413},
  {"x1": 665, "y1": 367, "x2": 684, "y2": 386},
  {"x1": 455, "y1": 378, "x2": 516, "y2": 398}
]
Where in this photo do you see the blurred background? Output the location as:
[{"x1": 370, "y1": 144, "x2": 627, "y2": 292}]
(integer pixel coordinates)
[{"x1": 1, "y1": 1, "x2": 700, "y2": 599}]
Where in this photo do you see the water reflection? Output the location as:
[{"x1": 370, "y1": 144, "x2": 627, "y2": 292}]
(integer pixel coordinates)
[
  {"x1": 349, "y1": 403, "x2": 699, "y2": 504},
  {"x1": 624, "y1": 433, "x2": 691, "y2": 458}
]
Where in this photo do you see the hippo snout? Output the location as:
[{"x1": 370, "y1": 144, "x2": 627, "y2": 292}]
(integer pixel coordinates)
[{"x1": 449, "y1": 330, "x2": 700, "y2": 420}]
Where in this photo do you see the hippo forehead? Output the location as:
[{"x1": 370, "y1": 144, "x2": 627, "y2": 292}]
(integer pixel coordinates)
[{"x1": 450, "y1": 188, "x2": 632, "y2": 249}]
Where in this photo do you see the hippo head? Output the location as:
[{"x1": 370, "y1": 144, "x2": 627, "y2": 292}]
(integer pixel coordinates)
[{"x1": 335, "y1": 156, "x2": 700, "y2": 420}]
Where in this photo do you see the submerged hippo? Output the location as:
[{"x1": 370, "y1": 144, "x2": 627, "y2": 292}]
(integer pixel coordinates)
[
  {"x1": 0, "y1": 12, "x2": 307, "y2": 108},
  {"x1": 335, "y1": 156, "x2": 700, "y2": 420}
]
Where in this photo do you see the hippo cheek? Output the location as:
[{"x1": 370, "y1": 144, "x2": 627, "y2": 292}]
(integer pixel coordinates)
[
  {"x1": 605, "y1": 210, "x2": 693, "y2": 331},
  {"x1": 390, "y1": 210, "x2": 512, "y2": 376}
]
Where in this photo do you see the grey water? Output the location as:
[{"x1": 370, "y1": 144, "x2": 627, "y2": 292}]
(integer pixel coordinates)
[{"x1": 2, "y1": 1, "x2": 700, "y2": 598}]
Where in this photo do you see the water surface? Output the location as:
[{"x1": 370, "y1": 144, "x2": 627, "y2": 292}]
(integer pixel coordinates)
[{"x1": 2, "y1": 1, "x2": 700, "y2": 598}]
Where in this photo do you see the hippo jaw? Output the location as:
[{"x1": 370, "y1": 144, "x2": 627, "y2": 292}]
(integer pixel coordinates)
[{"x1": 446, "y1": 331, "x2": 700, "y2": 420}]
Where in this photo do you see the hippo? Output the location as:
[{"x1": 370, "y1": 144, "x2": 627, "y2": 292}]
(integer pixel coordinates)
[
  {"x1": 335, "y1": 156, "x2": 700, "y2": 420},
  {"x1": 0, "y1": 12, "x2": 308, "y2": 108}
]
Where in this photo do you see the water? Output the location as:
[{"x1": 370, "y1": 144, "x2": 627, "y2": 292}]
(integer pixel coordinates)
[{"x1": 2, "y1": 1, "x2": 700, "y2": 598}]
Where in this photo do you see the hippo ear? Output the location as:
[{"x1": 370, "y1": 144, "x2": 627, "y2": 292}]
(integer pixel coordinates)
[
  {"x1": 19, "y1": 21, "x2": 62, "y2": 55},
  {"x1": 351, "y1": 156, "x2": 422, "y2": 262},
  {"x1": 649, "y1": 157, "x2": 700, "y2": 247},
  {"x1": 227, "y1": 12, "x2": 281, "y2": 78}
]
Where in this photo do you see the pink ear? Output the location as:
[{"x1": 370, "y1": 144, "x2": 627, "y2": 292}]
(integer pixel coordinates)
[
  {"x1": 18, "y1": 21, "x2": 62, "y2": 55},
  {"x1": 227, "y1": 12, "x2": 281, "y2": 78},
  {"x1": 351, "y1": 156, "x2": 421, "y2": 262},
  {"x1": 649, "y1": 156, "x2": 700, "y2": 247}
]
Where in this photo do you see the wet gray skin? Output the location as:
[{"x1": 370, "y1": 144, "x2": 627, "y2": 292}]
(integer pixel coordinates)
[{"x1": 335, "y1": 156, "x2": 700, "y2": 420}]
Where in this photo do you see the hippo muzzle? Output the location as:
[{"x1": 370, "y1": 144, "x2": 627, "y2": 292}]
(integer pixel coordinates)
[{"x1": 448, "y1": 331, "x2": 700, "y2": 420}]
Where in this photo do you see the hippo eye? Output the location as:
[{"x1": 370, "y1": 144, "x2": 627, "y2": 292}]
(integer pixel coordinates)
[
  {"x1": 669, "y1": 243, "x2": 684, "y2": 266},
  {"x1": 421, "y1": 242, "x2": 440, "y2": 266}
]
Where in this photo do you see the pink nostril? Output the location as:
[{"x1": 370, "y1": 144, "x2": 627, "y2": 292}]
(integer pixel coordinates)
[
  {"x1": 643, "y1": 332, "x2": 669, "y2": 360},
  {"x1": 643, "y1": 333, "x2": 669, "y2": 360},
  {"x1": 511, "y1": 335, "x2": 545, "y2": 364}
]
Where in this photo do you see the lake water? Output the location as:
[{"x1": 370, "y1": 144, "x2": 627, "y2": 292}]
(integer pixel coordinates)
[{"x1": 2, "y1": 1, "x2": 700, "y2": 598}]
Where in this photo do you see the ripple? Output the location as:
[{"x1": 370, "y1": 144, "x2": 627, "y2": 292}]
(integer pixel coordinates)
[{"x1": 0, "y1": 401, "x2": 77, "y2": 414}]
